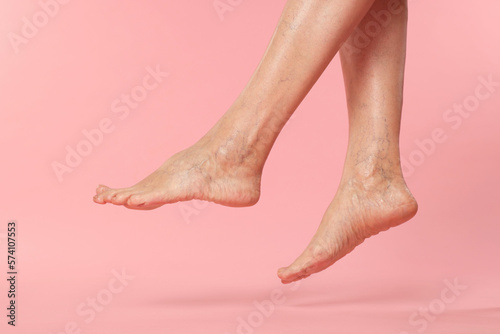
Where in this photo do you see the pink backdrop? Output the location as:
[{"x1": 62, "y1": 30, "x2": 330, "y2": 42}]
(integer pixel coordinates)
[{"x1": 1, "y1": 0, "x2": 499, "y2": 333}]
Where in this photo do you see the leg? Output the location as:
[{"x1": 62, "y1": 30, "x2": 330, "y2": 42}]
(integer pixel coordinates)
[
  {"x1": 277, "y1": 0, "x2": 418, "y2": 283},
  {"x1": 93, "y1": 0, "x2": 377, "y2": 209}
]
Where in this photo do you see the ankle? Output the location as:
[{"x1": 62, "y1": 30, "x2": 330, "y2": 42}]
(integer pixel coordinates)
[
  {"x1": 198, "y1": 120, "x2": 278, "y2": 175},
  {"x1": 341, "y1": 159, "x2": 407, "y2": 191},
  {"x1": 193, "y1": 130, "x2": 263, "y2": 177},
  {"x1": 341, "y1": 160, "x2": 417, "y2": 209}
]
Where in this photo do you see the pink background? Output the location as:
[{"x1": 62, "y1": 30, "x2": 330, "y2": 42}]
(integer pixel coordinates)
[{"x1": 1, "y1": 0, "x2": 499, "y2": 333}]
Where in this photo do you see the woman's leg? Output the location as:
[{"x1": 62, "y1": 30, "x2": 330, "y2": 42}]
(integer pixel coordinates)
[
  {"x1": 277, "y1": 0, "x2": 418, "y2": 283},
  {"x1": 93, "y1": 0, "x2": 376, "y2": 209}
]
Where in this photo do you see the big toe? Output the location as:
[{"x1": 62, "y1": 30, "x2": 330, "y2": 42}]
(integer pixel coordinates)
[
  {"x1": 123, "y1": 193, "x2": 164, "y2": 210},
  {"x1": 110, "y1": 190, "x2": 135, "y2": 205},
  {"x1": 278, "y1": 245, "x2": 334, "y2": 283},
  {"x1": 277, "y1": 266, "x2": 310, "y2": 284}
]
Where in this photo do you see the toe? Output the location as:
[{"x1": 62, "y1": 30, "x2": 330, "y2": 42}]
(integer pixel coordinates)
[
  {"x1": 277, "y1": 265, "x2": 298, "y2": 282},
  {"x1": 93, "y1": 194, "x2": 105, "y2": 204},
  {"x1": 126, "y1": 194, "x2": 147, "y2": 207},
  {"x1": 100, "y1": 188, "x2": 125, "y2": 203},
  {"x1": 277, "y1": 267, "x2": 289, "y2": 279},
  {"x1": 277, "y1": 251, "x2": 311, "y2": 280},
  {"x1": 93, "y1": 185, "x2": 111, "y2": 203},
  {"x1": 95, "y1": 184, "x2": 109, "y2": 195},
  {"x1": 278, "y1": 266, "x2": 309, "y2": 284},
  {"x1": 110, "y1": 191, "x2": 135, "y2": 205},
  {"x1": 280, "y1": 273, "x2": 310, "y2": 284},
  {"x1": 124, "y1": 193, "x2": 166, "y2": 210},
  {"x1": 278, "y1": 243, "x2": 334, "y2": 283}
]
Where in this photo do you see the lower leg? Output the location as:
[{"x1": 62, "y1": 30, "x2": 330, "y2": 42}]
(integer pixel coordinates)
[
  {"x1": 94, "y1": 0, "x2": 376, "y2": 209},
  {"x1": 278, "y1": 0, "x2": 418, "y2": 283}
]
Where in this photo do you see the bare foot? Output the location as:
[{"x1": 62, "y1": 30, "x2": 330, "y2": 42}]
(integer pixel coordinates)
[
  {"x1": 93, "y1": 134, "x2": 262, "y2": 210},
  {"x1": 277, "y1": 175, "x2": 418, "y2": 284}
]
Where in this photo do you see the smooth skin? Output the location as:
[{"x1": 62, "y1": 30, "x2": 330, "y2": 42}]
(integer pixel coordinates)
[{"x1": 94, "y1": 0, "x2": 417, "y2": 284}]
